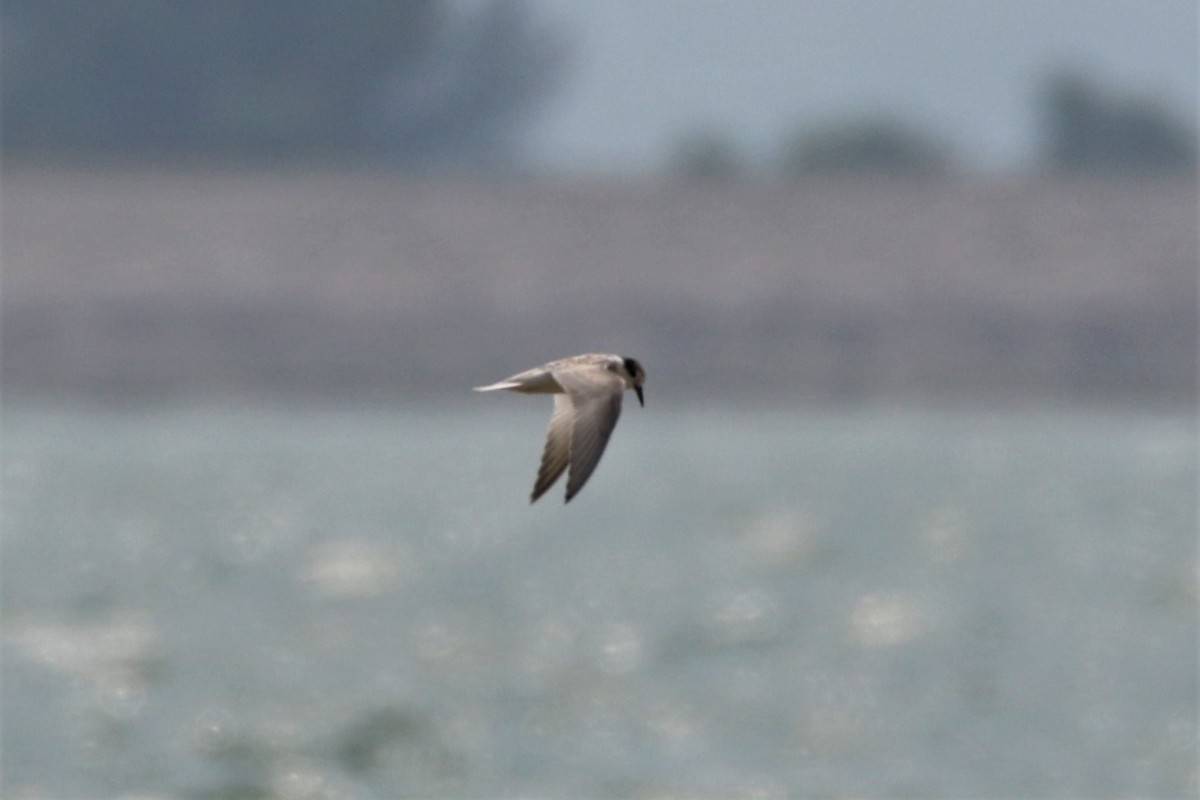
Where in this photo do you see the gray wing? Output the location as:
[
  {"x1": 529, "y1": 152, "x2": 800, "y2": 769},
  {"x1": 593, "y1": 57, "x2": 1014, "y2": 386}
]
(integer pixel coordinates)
[
  {"x1": 557, "y1": 369, "x2": 626, "y2": 502},
  {"x1": 476, "y1": 365, "x2": 559, "y2": 393},
  {"x1": 530, "y1": 393, "x2": 573, "y2": 502}
]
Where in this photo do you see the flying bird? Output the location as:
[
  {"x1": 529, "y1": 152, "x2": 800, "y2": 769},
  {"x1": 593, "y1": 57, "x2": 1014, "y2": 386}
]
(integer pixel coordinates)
[{"x1": 474, "y1": 354, "x2": 647, "y2": 503}]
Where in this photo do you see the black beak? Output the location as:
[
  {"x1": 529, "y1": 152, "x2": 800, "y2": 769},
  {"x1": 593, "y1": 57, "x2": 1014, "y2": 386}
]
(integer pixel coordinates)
[{"x1": 635, "y1": 385, "x2": 644, "y2": 407}]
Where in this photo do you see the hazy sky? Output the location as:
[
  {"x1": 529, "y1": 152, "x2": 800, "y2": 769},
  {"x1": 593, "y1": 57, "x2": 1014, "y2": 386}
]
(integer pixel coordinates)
[{"x1": 522, "y1": 0, "x2": 1198, "y2": 173}]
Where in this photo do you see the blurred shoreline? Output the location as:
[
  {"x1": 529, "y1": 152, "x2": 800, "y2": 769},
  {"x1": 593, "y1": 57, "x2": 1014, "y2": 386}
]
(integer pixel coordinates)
[{"x1": 2, "y1": 166, "x2": 1195, "y2": 408}]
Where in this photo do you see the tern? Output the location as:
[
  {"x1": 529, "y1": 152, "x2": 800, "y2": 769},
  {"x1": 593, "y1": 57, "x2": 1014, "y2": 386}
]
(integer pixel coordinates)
[{"x1": 474, "y1": 354, "x2": 647, "y2": 503}]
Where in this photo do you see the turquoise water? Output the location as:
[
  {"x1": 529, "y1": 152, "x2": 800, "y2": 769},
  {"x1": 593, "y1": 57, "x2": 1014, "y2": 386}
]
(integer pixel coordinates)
[{"x1": 3, "y1": 406, "x2": 1196, "y2": 798}]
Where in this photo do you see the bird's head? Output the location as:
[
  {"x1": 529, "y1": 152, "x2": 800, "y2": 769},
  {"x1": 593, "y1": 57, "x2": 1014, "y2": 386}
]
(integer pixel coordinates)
[{"x1": 621, "y1": 357, "x2": 646, "y2": 407}]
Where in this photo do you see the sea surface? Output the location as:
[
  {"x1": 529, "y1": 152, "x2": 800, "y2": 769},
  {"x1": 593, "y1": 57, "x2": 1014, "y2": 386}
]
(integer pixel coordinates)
[{"x1": 2, "y1": 405, "x2": 1195, "y2": 798}]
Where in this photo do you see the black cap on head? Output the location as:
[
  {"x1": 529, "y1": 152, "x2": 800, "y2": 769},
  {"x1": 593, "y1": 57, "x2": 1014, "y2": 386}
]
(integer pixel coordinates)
[{"x1": 622, "y1": 358, "x2": 644, "y2": 406}]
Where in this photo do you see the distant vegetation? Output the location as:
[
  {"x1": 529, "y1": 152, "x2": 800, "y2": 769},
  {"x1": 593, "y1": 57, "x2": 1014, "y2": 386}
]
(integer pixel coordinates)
[
  {"x1": 1036, "y1": 69, "x2": 1197, "y2": 174},
  {"x1": 667, "y1": 130, "x2": 745, "y2": 181},
  {"x1": 1, "y1": 1, "x2": 1192, "y2": 177},
  {"x1": 780, "y1": 117, "x2": 954, "y2": 177},
  {"x1": 670, "y1": 70, "x2": 1196, "y2": 180},
  {"x1": 1, "y1": 0, "x2": 565, "y2": 166}
]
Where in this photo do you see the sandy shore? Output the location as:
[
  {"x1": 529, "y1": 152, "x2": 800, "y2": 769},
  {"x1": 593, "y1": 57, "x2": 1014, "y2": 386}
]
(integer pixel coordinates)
[{"x1": 3, "y1": 167, "x2": 1195, "y2": 406}]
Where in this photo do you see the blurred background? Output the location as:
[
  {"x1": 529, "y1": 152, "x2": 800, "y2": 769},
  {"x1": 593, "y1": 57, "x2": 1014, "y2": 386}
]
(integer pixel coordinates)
[{"x1": 2, "y1": 1, "x2": 1196, "y2": 797}]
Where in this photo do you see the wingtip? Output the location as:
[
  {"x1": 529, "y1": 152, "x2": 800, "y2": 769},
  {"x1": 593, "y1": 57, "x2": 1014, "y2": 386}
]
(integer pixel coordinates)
[{"x1": 529, "y1": 486, "x2": 575, "y2": 504}]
